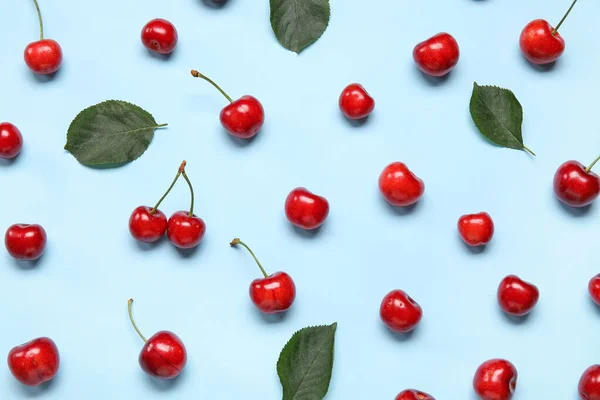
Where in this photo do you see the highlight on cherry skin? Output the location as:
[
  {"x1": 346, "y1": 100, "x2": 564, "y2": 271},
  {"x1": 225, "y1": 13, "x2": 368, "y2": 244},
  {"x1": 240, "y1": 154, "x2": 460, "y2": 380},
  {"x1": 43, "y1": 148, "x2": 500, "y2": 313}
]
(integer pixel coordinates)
[
  {"x1": 24, "y1": 0, "x2": 62, "y2": 75},
  {"x1": 413, "y1": 32, "x2": 459, "y2": 77},
  {"x1": 395, "y1": 389, "x2": 435, "y2": 400},
  {"x1": 579, "y1": 364, "x2": 600, "y2": 400},
  {"x1": 457, "y1": 212, "x2": 494, "y2": 247},
  {"x1": 553, "y1": 156, "x2": 600, "y2": 208},
  {"x1": 285, "y1": 187, "x2": 330, "y2": 230},
  {"x1": 191, "y1": 69, "x2": 265, "y2": 139},
  {"x1": 380, "y1": 289, "x2": 423, "y2": 333},
  {"x1": 141, "y1": 18, "x2": 178, "y2": 55},
  {"x1": 8, "y1": 337, "x2": 59, "y2": 386},
  {"x1": 230, "y1": 238, "x2": 296, "y2": 314},
  {"x1": 128, "y1": 299, "x2": 187, "y2": 379},
  {"x1": 379, "y1": 162, "x2": 425, "y2": 207},
  {"x1": 339, "y1": 83, "x2": 375, "y2": 120},
  {"x1": 5, "y1": 223, "x2": 47, "y2": 261},
  {"x1": 473, "y1": 358, "x2": 517, "y2": 400},
  {"x1": 0, "y1": 122, "x2": 24, "y2": 159},
  {"x1": 497, "y1": 275, "x2": 539, "y2": 317}
]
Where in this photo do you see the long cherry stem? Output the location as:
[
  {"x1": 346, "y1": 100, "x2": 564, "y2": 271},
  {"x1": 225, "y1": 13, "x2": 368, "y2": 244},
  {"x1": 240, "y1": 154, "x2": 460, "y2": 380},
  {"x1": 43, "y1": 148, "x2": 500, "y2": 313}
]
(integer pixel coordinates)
[
  {"x1": 523, "y1": 145, "x2": 536, "y2": 157},
  {"x1": 553, "y1": 0, "x2": 578, "y2": 35},
  {"x1": 181, "y1": 168, "x2": 195, "y2": 217},
  {"x1": 128, "y1": 299, "x2": 147, "y2": 342},
  {"x1": 190, "y1": 70, "x2": 233, "y2": 103},
  {"x1": 32, "y1": 0, "x2": 44, "y2": 40},
  {"x1": 230, "y1": 238, "x2": 269, "y2": 278},
  {"x1": 586, "y1": 155, "x2": 600, "y2": 173},
  {"x1": 150, "y1": 161, "x2": 186, "y2": 214}
]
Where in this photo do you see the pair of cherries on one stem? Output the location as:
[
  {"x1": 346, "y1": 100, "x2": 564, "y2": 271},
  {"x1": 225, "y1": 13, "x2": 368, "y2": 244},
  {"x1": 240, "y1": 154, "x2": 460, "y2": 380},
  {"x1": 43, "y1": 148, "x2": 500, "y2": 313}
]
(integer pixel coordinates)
[
  {"x1": 24, "y1": 0, "x2": 62, "y2": 75},
  {"x1": 129, "y1": 161, "x2": 205, "y2": 249}
]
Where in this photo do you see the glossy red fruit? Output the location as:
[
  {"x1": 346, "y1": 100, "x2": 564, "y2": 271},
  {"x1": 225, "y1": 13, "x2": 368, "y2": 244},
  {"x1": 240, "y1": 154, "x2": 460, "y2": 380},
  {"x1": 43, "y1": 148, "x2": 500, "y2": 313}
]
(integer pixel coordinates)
[
  {"x1": 129, "y1": 206, "x2": 168, "y2": 243},
  {"x1": 553, "y1": 159, "x2": 600, "y2": 207},
  {"x1": 5, "y1": 224, "x2": 47, "y2": 261},
  {"x1": 588, "y1": 274, "x2": 600, "y2": 306},
  {"x1": 231, "y1": 238, "x2": 296, "y2": 314},
  {"x1": 519, "y1": 20, "x2": 564, "y2": 64},
  {"x1": 284, "y1": 187, "x2": 329, "y2": 230},
  {"x1": 0, "y1": 122, "x2": 23, "y2": 159},
  {"x1": 339, "y1": 83, "x2": 375, "y2": 119},
  {"x1": 579, "y1": 365, "x2": 600, "y2": 400},
  {"x1": 128, "y1": 299, "x2": 186, "y2": 379},
  {"x1": 167, "y1": 211, "x2": 206, "y2": 249},
  {"x1": 24, "y1": 39, "x2": 62, "y2": 75},
  {"x1": 379, "y1": 162, "x2": 425, "y2": 207},
  {"x1": 141, "y1": 18, "x2": 178, "y2": 54},
  {"x1": 473, "y1": 359, "x2": 517, "y2": 400},
  {"x1": 8, "y1": 337, "x2": 59, "y2": 386},
  {"x1": 413, "y1": 32, "x2": 459, "y2": 77},
  {"x1": 458, "y1": 212, "x2": 494, "y2": 246},
  {"x1": 380, "y1": 290, "x2": 422, "y2": 333},
  {"x1": 395, "y1": 389, "x2": 435, "y2": 400},
  {"x1": 497, "y1": 275, "x2": 539, "y2": 316}
]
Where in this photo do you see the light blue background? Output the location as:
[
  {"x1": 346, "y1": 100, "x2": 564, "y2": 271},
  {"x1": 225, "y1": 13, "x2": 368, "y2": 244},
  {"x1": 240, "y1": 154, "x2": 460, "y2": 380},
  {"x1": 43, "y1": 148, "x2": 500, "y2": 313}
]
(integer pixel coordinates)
[{"x1": 1, "y1": 0, "x2": 599, "y2": 398}]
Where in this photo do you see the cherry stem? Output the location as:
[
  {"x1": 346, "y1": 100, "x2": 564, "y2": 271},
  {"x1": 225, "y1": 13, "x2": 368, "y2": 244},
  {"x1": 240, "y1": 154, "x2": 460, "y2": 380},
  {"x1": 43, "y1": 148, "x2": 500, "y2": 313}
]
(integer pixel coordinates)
[
  {"x1": 523, "y1": 145, "x2": 536, "y2": 157},
  {"x1": 553, "y1": 0, "x2": 578, "y2": 35},
  {"x1": 32, "y1": 0, "x2": 44, "y2": 40},
  {"x1": 127, "y1": 299, "x2": 147, "y2": 343},
  {"x1": 156, "y1": 123, "x2": 168, "y2": 128},
  {"x1": 181, "y1": 170, "x2": 195, "y2": 217},
  {"x1": 586, "y1": 155, "x2": 600, "y2": 173},
  {"x1": 150, "y1": 161, "x2": 186, "y2": 214},
  {"x1": 230, "y1": 238, "x2": 269, "y2": 278},
  {"x1": 190, "y1": 70, "x2": 233, "y2": 103}
]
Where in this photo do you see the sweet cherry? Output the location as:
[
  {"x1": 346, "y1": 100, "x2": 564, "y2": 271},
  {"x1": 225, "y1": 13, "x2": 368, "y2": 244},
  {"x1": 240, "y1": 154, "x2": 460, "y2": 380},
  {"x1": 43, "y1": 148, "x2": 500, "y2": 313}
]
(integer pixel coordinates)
[
  {"x1": 380, "y1": 289, "x2": 422, "y2": 333},
  {"x1": 395, "y1": 389, "x2": 435, "y2": 400},
  {"x1": 8, "y1": 337, "x2": 59, "y2": 386},
  {"x1": 167, "y1": 163, "x2": 206, "y2": 249},
  {"x1": 588, "y1": 274, "x2": 600, "y2": 306},
  {"x1": 553, "y1": 156, "x2": 600, "y2": 207},
  {"x1": 473, "y1": 359, "x2": 517, "y2": 400},
  {"x1": 141, "y1": 18, "x2": 178, "y2": 55},
  {"x1": 24, "y1": 0, "x2": 62, "y2": 75},
  {"x1": 519, "y1": 0, "x2": 578, "y2": 65},
  {"x1": 339, "y1": 83, "x2": 375, "y2": 120},
  {"x1": 5, "y1": 223, "x2": 47, "y2": 261},
  {"x1": 0, "y1": 122, "x2": 23, "y2": 159},
  {"x1": 284, "y1": 187, "x2": 329, "y2": 230},
  {"x1": 379, "y1": 162, "x2": 425, "y2": 207},
  {"x1": 191, "y1": 70, "x2": 264, "y2": 139},
  {"x1": 230, "y1": 238, "x2": 296, "y2": 314},
  {"x1": 127, "y1": 299, "x2": 187, "y2": 379},
  {"x1": 497, "y1": 275, "x2": 539, "y2": 316},
  {"x1": 413, "y1": 33, "x2": 459, "y2": 77},
  {"x1": 458, "y1": 212, "x2": 494, "y2": 246},
  {"x1": 579, "y1": 365, "x2": 600, "y2": 400}
]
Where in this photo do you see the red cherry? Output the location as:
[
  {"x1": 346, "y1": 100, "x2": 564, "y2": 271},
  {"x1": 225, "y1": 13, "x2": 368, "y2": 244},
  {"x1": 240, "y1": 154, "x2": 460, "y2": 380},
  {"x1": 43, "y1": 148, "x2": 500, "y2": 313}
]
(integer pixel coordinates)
[
  {"x1": 129, "y1": 206, "x2": 167, "y2": 243},
  {"x1": 24, "y1": 1, "x2": 62, "y2": 74},
  {"x1": 497, "y1": 275, "x2": 539, "y2": 316},
  {"x1": 473, "y1": 359, "x2": 517, "y2": 400},
  {"x1": 284, "y1": 187, "x2": 330, "y2": 230},
  {"x1": 167, "y1": 212, "x2": 206, "y2": 249},
  {"x1": 5, "y1": 223, "x2": 47, "y2": 261},
  {"x1": 7, "y1": 337, "x2": 59, "y2": 386},
  {"x1": 395, "y1": 389, "x2": 435, "y2": 400},
  {"x1": 230, "y1": 238, "x2": 296, "y2": 314},
  {"x1": 579, "y1": 365, "x2": 600, "y2": 400},
  {"x1": 553, "y1": 159, "x2": 600, "y2": 207},
  {"x1": 412, "y1": 32, "x2": 459, "y2": 77},
  {"x1": 588, "y1": 274, "x2": 600, "y2": 306},
  {"x1": 458, "y1": 212, "x2": 494, "y2": 246},
  {"x1": 141, "y1": 18, "x2": 178, "y2": 55},
  {"x1": 379, "y1": 162, "x2": 425, "y2": 207},
  {"x1": 191, "y1": 70, "x2": 264, "y2": 139},
  {"x1": 339, "y1": 83, "x2": 375, "y2": 120},
  {"x1": 380, "y1": 289, "x2": 422, "y2": 333},
  {"x1": 0, "y1": 122, "x2": 23, "y2": 159},
  {"x1": 128, "y1": 299, "x2": 187, "y2": 379}
]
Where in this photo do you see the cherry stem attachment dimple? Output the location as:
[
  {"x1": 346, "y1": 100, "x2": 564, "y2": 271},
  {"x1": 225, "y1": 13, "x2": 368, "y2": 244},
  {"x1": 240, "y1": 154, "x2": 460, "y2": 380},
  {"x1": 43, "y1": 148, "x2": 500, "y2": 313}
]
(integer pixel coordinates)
[
  {"x1": 523, "y1": 146, "x2": 536, "y2": 157},
  {"x1": 32, "y1": 0, "x2": 44, "y2": 40},
  {"x1": 553, "y1": 0, "x2": 578, "y2": 35},
  {"x1": 190, "y1": 70, "x2": 233, "y2": 103},
  {"x1": 150, "y1": 160, "x2": 186, "y2": 214},
  {"x1": 586, "y1": 155, "x2": 600, "y2": 173},
  {"x1": 127, "y1": 299, "x2": 147, "y2": 342},
  {"x1": 230, "y1": 238, "x2": 269, "y2": 278}
]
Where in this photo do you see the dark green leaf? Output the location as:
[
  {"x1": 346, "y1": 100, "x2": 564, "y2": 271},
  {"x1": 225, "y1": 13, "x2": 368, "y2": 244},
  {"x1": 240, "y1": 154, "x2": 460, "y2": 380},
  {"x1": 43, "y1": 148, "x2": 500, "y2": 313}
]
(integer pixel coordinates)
[
  {"x1": 469, "y1": 82, "x2": 535, "y2": 156},
  {"x1": 64, "y1": 100, "x2": 167, "y2": 167},
  {"x1": 277, "y1": 323, "x2": 337, "y2": 400},
  {"x1": 270, "y1": 0, "x2": 331, "y2": 54}
]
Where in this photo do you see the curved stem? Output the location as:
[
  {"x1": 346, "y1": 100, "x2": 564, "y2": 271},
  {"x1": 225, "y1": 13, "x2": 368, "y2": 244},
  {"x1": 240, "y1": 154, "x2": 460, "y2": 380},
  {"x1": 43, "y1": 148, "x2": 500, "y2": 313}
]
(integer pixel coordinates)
[
  {"x1": 553, "y1": 0, "x2": 578, "y2": 35},
  {"x1": 586, "y1": 155, "x2": 600, "y2": 173},
  {"x1": 32, "y1": 0, "x2": 44, "y2": 40},
  {"x1": 190, "y1": 70, "x2": 233, "y2": 103},
  {"x1": 523, "y1": 145, "x2": 536, "y2": 157},
  {"x1": 150, "y1": 161, "x2": 186, "y2": 214},
  {"x1": 181, "y1": 170, "x2": 195, "y2": 217},
  {"x1": 127, "y1": 299, "x2": 147, "y2": 342},
  {"x1": 230, "y1": 238, "x2": 269, "y2": 278}
]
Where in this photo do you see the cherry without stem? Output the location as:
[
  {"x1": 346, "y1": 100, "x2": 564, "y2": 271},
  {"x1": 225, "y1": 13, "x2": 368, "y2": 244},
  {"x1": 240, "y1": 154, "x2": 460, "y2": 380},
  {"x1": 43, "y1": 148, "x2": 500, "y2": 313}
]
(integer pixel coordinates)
[
  {"x1": 0, "y1": 122, "x2": 24, "y2": 159},
  {"x1": 141, "y1": 18, "x2": 178, "y2": 55},
  {"x1": 458, "y1": 212, "x2": 494, "y2": 247},
  {"x1": 5, "y1": 223, "x2": 47, "y2": 261},
  {"x1": 579, "y1": 365, "x2": 600, "y2": 400},
  {"x1": 497, "y1": 275, "x2": 539, "y2": 317},
  {"x1": 24, "y1": 0, "x2": 62, "y2": 75},
  {"x1": 284, "y1": 187, "x2": 330, "y2": 230},
  {"x1": 8, "y1": 337, "x2": 59, "y2": 386},
  {"x1": 553, "y1": 155, "x2": 600, "y2": 208},
  {"x1": 379, "y1": 162, "x2": 425, "y2": 207},
  {"x1": 339, "y1": 83, "x2": 375, "y2": 120},
  {"x1": 380, "y1": 289, "x2": 422, "y2": 333},
  {"x1": 473, "y1": 358, "x2": 517, "y2": 400},
  {"x1": 191, "y1": 69, "x2": 265, "y2": 139},
  {"x1": 395, "y1": 389, "x2": 435, "y2": 400},
  {"x1": 588, "y1": 274, "x2": 600, "y2": 306},
  {"x1": 230, "y1": 238, "x2": 296, "y2": 314},
  {"x1": 413, "y1": 32, "x2": 460, "y2": 77}
]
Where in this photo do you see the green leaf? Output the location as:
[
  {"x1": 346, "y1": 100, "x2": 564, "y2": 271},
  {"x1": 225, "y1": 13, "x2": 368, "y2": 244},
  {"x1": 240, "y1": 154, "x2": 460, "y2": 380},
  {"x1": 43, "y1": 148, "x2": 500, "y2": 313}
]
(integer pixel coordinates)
[
  {"x1": 277, "y1": 323, "x2": 337, "y2": 400},
  {"x1": 469, "y1": 82, "x2": 535, "y2": 156},
  {"x1": 64, "y1": 100, "x2": 167, "y2": 167},
  {"x1": 270, "y1": 0, "x2": 331, "y2": 54}
]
